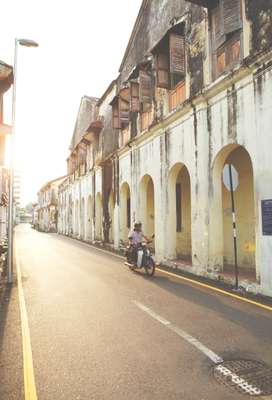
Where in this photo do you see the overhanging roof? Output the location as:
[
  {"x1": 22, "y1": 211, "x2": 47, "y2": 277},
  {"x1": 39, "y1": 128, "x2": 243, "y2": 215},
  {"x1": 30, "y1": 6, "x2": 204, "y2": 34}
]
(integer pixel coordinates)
[
  {"x1": 0, "y1": 61, "x2": 13, "y2": 80},
  {"x1": 0, "y1": 123, "x2": 11, "y2": 136},
  {"x1": 185, "y1": 0, "x2": 217, "y2": 8}
]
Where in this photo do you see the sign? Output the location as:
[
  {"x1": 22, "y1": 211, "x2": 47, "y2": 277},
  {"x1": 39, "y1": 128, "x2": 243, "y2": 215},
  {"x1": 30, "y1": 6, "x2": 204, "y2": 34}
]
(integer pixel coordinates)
[
  {"x1": 223, "y1": 164, "x2": 239, "y2": 192},
  {"x1": 262, "y1": 199, "x2": 272, "y2": 236}
]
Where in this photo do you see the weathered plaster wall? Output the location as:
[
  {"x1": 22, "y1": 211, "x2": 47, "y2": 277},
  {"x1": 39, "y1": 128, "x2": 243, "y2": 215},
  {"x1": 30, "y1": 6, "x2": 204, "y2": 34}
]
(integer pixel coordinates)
[
  {"x1": 118, "y1": 61, "x2": 272, "y2": 296},
  {"x1": 246, "y1": 0, "x2": 272, "y2": 54},
  {"x1": 120, "y1": 0, "x2": 188, "y2": 84}
]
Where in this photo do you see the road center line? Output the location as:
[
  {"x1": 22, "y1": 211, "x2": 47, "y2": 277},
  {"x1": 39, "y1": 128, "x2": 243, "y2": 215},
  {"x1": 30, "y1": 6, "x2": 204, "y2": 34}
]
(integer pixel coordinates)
[
  {"x1": 16, "y1": 249, "x2": 38, "y2": 400},
  {"x1": 133, "y1": 300, "x2": 224, "y2": 365}
]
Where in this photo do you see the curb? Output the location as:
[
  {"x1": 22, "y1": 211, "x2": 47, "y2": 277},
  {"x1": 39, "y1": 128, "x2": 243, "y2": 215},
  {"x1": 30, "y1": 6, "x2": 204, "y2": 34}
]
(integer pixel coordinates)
[{"x1": 57, "y1": 233, "x2": 272, "y2": 309}]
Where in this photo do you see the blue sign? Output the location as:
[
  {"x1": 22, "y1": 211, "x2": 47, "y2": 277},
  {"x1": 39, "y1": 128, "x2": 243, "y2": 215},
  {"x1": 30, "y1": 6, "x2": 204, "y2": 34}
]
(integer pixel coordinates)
[{"x1": 262, "y1": 199, "x2": 272, "y2": 236}]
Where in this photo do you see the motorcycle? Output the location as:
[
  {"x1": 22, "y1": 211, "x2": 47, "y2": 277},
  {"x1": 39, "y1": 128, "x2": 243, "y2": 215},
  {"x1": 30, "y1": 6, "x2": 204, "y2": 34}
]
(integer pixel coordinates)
[{"x1": 125, "y1": 237, "x2": 155, "y2": 276}]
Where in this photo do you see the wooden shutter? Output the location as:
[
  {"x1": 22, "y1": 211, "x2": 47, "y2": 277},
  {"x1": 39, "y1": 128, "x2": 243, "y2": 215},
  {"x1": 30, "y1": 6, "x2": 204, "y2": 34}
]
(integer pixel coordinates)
[
  {"x1": 139, "y1": 70, "x2": 152, "y2": 104},
  {"x1": 156, "y1": 53, "x2": 169, "y2": 89},
  {"x1": 118, "y1": 97, "x2": 130, "y2": 126},
  {"x1": 112, "y1": 101, "x2": 120, "y2": 129},
  {"x1": 223, "y1": 0, "x2": 242, "y2": 35},
  {"x1": 169, "y1": 33, "x2": 186, "y2": 76},
  {"x1": 226, "y1": 36, "x2": 241, "y2": 65},
  {"x1": 130, "y1": 81, "x2": 140, "y2": 112},
  {"x1": 119, "y1": 87, "x2": 130, "y2": 103},
  {"x1": 212, "y1": 3, "x2": 225, "y2": 49}
]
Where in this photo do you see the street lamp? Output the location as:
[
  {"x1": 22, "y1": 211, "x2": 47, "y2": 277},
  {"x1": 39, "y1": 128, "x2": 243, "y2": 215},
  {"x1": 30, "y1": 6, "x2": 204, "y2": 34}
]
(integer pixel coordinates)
[{"x1": 7, "y1": 38, "x2": 39, "y2": 284}]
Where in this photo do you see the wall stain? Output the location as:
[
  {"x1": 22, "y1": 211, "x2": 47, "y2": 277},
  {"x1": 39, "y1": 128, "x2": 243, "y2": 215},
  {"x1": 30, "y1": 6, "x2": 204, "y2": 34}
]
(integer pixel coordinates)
[{"x1": 227, "y1": 84, "x2": 237, "y2": 141}]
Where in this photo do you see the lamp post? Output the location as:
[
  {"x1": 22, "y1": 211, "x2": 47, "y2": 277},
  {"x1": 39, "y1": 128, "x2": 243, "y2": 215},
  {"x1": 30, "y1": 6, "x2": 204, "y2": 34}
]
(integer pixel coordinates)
[{"x1": 7, "y1": 38, "x2": 38, "y2": 284}]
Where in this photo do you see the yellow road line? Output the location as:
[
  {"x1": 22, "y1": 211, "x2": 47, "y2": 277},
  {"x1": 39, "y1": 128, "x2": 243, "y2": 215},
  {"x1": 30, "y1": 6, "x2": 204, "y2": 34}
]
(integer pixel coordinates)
[
  {"x1": 156, "y1": 268, "x2": 272, "y2": 312},
  {"x1": 16, "y1": 250, "x2": 38, "y2": 400}
]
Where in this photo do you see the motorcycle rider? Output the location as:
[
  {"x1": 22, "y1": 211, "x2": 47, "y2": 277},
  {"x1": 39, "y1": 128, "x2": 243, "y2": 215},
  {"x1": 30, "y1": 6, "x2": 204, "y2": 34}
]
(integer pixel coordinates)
[{"x1": 128, "y1": 222, "x2": 148, "y2": 264}]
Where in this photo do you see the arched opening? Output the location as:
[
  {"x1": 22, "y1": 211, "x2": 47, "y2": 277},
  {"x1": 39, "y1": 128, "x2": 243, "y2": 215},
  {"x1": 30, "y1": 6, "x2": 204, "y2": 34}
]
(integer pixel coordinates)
[
  {"x1": 108, "y1": 190, "x2": 115, "y2": 243},
  {"x1": 167, "y1": 163, "x2": 192, "y2": 261},
  {"x1": 80, "y1": 198, "x2": 85, "y2": 239},
  {"x1": 71, "y1": 201, "x2": 74, "y2": 235},
  {"x1": 139, "y1": 175, "x2": 155, "y2": 243},
  {"x1": 212, "y1": 145, "x2": 256, "y2": 279},
  {"x1": 75, "y1": 200, "x2": 79, "y2": 236},
  {"x1": 95, "y1": 193, "x2": 102, "y2": 240},
  {"x1": 87, "y1": 195, "x2": 93, "y2": 241},
  {"x1": 120, "y1": 182, "x2": 131, "y2": 242}
]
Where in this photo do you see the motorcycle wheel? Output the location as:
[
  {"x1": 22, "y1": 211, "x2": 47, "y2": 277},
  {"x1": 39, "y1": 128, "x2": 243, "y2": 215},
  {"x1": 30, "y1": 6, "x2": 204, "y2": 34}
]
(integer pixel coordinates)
[{"x1": 144, "y1": 258, "x2": 155, "y2": 276}]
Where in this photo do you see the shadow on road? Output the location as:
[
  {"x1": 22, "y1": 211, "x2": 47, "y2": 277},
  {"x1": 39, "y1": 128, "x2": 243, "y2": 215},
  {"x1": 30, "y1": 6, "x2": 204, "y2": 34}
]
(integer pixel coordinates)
[
  {"x1": 0, "y1": 280, "x2": 13, "y2": 354},
  {"x1": 144, "y1": 273, "x2": 272, "y2": 345}
]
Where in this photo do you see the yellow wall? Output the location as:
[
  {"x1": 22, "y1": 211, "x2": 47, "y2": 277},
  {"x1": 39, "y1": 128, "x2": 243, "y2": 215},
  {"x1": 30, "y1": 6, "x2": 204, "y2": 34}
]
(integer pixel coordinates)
[
  {"x1": 146, "y1": 179, "x2": 155, "y2": 238},
  {"x1": 120, "y1": 184, "x2": 130, "y2": 241},
  {"x1": 176, "y1": 168, "x2": 191, "y2": 258},
  {"x1": 108, "y1": 192, "x2": 114, "y2": 243},
  {"x1": 222, "y1": 148, "x2": 255, "y2": 269},
  {"x1": 95, "y1": 194, "x2": 102, "y2": 240}
]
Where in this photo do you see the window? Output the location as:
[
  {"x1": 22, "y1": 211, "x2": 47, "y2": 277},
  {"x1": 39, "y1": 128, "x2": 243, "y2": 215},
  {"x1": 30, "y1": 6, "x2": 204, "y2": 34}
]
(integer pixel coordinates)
[
  {"x1": 211, "y1": 0, "x2": 242, "y2": 79},
  {"x1": 111, "y1": 87, "x2": 130, "y2": 130},
  {"x1": 153, "y1": 24, "x2": 186, "y2": 91}
]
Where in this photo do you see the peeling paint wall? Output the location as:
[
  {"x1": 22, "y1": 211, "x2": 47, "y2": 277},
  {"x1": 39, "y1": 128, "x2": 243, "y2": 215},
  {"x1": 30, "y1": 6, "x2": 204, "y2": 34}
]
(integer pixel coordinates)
[
  {"x1": 246, "y1": 0, "x2": 272, "y2": 54},
  {"x1": 187, "y1": 6, "x2": 206, "y2": 97},
  {"x1": 120, "y1": 0, "x2": 188, "y2": 84},
  {"x1": 58, "y1": 0, "x2": 272, "y2": 297}
]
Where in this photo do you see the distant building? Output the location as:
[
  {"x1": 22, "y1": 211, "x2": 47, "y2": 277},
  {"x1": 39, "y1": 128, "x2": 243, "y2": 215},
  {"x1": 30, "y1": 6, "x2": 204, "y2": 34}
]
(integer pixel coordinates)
[
  {"x1": 37, "y1": 176, "x2": 66, "y2": 232},
  {"x1": 0, "y1": 60, "x2": 13, "y2": 240},
  {"x1": 14, "y1": 170, "x2": 21, "y2": 207}
]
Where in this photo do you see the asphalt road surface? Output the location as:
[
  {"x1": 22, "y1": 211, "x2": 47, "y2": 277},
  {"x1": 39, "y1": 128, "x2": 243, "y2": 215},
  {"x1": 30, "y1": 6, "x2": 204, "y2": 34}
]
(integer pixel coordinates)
[{"x1": 5, "y1": 224, "x2": 272, "y2": 399}]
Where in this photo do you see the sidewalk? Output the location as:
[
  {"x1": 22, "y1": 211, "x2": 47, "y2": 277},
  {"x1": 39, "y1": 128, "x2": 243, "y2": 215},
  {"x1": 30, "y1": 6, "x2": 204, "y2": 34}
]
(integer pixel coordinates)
[{"x1": 0, "y1": 271, "x2": 24, "y2": 399}]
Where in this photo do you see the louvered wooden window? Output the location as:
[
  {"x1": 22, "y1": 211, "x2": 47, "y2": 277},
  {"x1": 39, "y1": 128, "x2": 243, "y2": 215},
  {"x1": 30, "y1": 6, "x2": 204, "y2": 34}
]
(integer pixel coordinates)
[
  {"x1": 119, "y1": 97, "x2": 130, "y2": 126},
  {"x1": 156, "y1": 53, "x2": 169, "y2": 89},
  {"x1": 211, "y1": 0, "x2": 242, "y2": 79},
  {"x1": 169, "y1": 33, "x2": 185, "y2": 76},
  {"x1": 155, "y1": 33, "x2": 185, "y2": 90},
  {"x1": 130, "y1": 81, "x2": 140, "y2": 112},
  {"x1": 139, "y1": 70, "x2": 152, "y2": 110},
  {"x1": 169, "y1": 80, "x2": 186, "y2": 111},
  {"x1": 223, "y1": 0, "x2": 242, "y2": 35},
  {"x1": 112, "y1": 100, "x2": 120, "y2": 129},
  {"x1": 141, "y1": 110, "x2": 152, "y2": 132}
]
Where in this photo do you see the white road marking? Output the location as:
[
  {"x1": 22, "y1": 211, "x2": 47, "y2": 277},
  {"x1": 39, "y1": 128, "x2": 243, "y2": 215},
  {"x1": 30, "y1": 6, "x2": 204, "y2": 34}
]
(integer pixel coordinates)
[
  {"x1": 133, "y1": 300, "x2": 223, "y2": 364},
  {"x1": 134, "y1": 301, "x2": 265, "y2": 396}
]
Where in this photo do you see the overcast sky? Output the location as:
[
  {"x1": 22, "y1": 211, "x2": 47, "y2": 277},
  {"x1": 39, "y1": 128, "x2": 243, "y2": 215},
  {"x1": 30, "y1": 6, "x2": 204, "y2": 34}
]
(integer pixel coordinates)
[{"x1": 1, "y1": 0, "x2": 142, "y2": 206}]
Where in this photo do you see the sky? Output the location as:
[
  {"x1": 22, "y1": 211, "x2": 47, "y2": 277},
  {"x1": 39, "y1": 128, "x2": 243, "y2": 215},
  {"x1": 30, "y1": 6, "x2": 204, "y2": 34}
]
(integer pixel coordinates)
[{"x1": 1, "y1": 0, "x2": 142, "y2": 206}]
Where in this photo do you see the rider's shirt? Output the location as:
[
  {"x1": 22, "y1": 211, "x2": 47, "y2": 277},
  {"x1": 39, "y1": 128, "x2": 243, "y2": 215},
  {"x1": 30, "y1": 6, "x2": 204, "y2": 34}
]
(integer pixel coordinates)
[{"x1": 128, "y1": 230, "x2": 145, "y2": 245}]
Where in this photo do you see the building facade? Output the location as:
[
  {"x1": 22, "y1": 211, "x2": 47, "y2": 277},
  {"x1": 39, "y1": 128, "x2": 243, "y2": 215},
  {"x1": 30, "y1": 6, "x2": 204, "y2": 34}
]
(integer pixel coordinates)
[
  {"x1": 0, "y1": 60, "x2": 13, "y2": 240},
  {"x1": 58, "y1": 0, "x2": 272, "y2": 297},
  {"x1": 37, "y1": 176, "x2": 66, "y2": 233}
]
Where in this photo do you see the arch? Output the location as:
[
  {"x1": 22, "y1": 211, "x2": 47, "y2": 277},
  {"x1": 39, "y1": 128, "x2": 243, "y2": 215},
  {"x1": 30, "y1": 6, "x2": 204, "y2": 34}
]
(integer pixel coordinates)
[
  {"x1": 167, "y1": 163, "x2": 192, "y2": 260},
  {"x1": 75, "y1": 200, "x2": 80, "y2": 236},
  {"x1": 87, "y1": 195, "x2": 93, "y2": 241},
  {"x1": 120, "y1": 182, "x2": 131, "y2": 242},
  {"x1": 211, "y1": 145, "x2": 256, "y2": 277},
  {"x1": 95, "y1": 193, "x2": 102, "y2": 240},
  {"x1": 80, "y1": 198, "x2": 85, "y2": 239},
  {"x1": 139, "y1": 175, "x2": 155, "y2": 242},
  {"x1": 108, "y1": 190, "x2": 115, "y2": 243}
]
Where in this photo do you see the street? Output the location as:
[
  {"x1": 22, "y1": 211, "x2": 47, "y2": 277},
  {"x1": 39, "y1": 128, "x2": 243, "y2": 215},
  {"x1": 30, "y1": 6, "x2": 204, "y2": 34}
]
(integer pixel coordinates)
[{"x1": 1, "y1": 223, "x2": 272, "y2": 399}]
